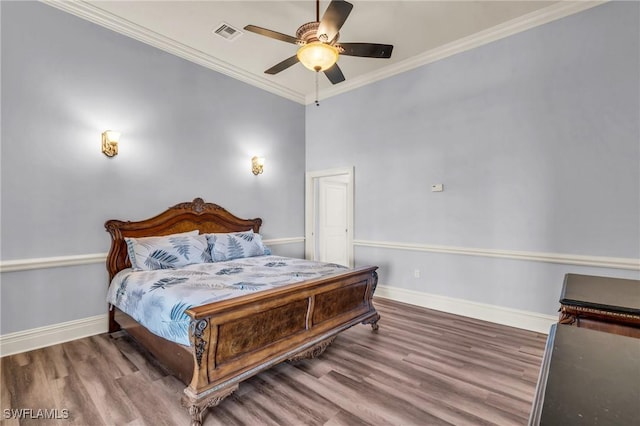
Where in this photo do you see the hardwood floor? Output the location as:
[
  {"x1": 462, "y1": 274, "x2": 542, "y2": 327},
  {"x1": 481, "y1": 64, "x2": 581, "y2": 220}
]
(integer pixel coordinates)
[{"x1": 1, "y1": 299, "x2": 547, "y2": 425}]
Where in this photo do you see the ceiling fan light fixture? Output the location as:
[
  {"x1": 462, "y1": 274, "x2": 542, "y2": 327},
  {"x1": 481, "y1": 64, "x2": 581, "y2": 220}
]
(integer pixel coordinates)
[{"x1": 297, "y1": 42, "x2": 339, "y2": 72}]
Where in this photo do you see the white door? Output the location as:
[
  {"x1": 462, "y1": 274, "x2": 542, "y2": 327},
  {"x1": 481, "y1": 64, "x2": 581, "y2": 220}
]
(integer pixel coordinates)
[
  {"x1": 318, "y1": 178, "x2": 348, "y2": 266},
  {"x1": 305, "y1": 167, "x2": 354, "y2": 267}
]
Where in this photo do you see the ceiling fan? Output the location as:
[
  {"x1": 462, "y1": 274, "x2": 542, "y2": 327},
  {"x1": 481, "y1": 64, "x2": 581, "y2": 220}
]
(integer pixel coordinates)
[{"x1": 244, "y1": 0, "x2": 394, "y2": 85}]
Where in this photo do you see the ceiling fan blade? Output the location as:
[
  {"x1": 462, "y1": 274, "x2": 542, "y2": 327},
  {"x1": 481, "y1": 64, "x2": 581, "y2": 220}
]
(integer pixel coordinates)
[
  {"x1": 317, "y1": 0, "x2": 353, "y2": 42},
  {"x1": 324, "y1": 63, "x2": 345, "y2": 84},
  {"x1": 339, "y1": 43, "x2": 394, "y2": 58},
  {"x1": 244, "y1": 25, "x2": 299, "y2": 45},
  {"x1": 265, "y1": 55, "x2": 300, "y2": 75}
]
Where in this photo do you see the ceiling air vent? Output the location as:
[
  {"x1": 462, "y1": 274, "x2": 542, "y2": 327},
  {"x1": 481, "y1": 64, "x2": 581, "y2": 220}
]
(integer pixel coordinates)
[{"x1": 213, "y1": 22, "x2": 243, "y2": 41}]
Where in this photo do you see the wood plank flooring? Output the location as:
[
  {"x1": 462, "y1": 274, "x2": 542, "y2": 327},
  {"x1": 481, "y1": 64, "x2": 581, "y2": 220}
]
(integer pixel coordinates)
[{"x1": 1, "y1": 299, "x2": 547, "y2": 425}]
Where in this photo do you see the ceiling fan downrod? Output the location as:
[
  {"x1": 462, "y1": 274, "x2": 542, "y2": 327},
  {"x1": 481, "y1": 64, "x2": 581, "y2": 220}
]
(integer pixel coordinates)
[{"x1": 315, "y1": 71, "x2": 320, "y2": 106}]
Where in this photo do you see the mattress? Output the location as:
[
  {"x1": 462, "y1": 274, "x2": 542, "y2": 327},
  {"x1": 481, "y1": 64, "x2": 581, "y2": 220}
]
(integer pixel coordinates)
[{"x1": 106, "y1": 255, "x2": 348, "y2": 345}]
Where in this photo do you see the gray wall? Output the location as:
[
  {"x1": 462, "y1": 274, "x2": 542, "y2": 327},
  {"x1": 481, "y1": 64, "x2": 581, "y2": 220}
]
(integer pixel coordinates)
[
  {"x1": 2, "y1": 1, "x2": 639, "y2": 336},
  {"x1": 0, "y1": 2, "x2": 305, "y2": 334},
  {"x1": 306, "y1": 2, "x2": 640, "y2": 315}
]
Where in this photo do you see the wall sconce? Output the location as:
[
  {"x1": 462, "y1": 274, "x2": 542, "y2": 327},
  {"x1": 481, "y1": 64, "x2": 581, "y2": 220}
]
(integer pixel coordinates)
[
  {"x1": 101, "y1": 130, "x2": 121, "y2": 157},
  {"x1": 251, "y1": 156, "x2": 265, "y2": 175}
]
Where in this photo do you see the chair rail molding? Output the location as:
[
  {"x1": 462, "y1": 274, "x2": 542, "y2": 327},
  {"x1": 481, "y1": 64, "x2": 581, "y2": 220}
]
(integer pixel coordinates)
[
  {"x1": 0, "y1": 237, "x2": 305, "y2": 273},
  {"x1": 263, "y1": 237, "x2": 305, "y2": 246},
  {"x1": 0, "y1": 253, "x2": 107, "y2": 273},
  {"x1": 354, "y1": 239, "x2": 640, "y2": 271}
]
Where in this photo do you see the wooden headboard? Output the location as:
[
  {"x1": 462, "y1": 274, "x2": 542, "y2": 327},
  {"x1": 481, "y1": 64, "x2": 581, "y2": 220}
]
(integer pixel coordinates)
[{"x1": 104, "y1": 198, "x2": 262, "y2": 280}]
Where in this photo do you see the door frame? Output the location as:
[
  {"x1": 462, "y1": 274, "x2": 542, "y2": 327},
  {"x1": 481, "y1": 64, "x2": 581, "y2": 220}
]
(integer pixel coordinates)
[{"x1": 305, "y1": 167, "x2": 355, "y2": 267}]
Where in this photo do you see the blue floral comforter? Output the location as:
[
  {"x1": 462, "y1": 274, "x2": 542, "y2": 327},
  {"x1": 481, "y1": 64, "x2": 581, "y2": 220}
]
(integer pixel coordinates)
[{"x1": 106, "y1": 255, "x2": 348, "y2": 346}]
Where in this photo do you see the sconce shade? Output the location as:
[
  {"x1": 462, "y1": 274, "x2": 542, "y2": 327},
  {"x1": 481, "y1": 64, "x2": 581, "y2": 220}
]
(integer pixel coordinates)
[
  {"x1": 105, "y1": 130, "x2": 121, "y2": 142},
  {"x1": 297, "y1": 42, "x2": 339, "y2": 72},
  {"x1": 252, "y1": 156, "x2": 265, "y2": 175},
  {"x1": 102, "y1": 130, "x2": 120, "y2": 157}
]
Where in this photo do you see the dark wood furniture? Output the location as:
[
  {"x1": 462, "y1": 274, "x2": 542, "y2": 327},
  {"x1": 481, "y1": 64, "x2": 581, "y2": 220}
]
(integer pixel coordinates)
[
  {"x1": 559, "y1": 273, "x2": 640, "y2": 338},
  {"x1": 529, "y1": 324, "x2": 640, "y2": 425},
  {"x1": 105, "y1": 198, "x2": 380, "y2": 426}
]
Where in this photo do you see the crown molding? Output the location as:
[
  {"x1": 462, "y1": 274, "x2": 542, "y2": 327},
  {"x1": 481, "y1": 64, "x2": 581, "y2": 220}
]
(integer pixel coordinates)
[
  {"x1": 309, "y1": 0, "x2": 607, "y2": 104},
  {"x1": 40, "y1": 0, "x2": 306, "y2": 104},
  {"x1": 42, "y1": 1, "x2": 606, "y2": 105}
]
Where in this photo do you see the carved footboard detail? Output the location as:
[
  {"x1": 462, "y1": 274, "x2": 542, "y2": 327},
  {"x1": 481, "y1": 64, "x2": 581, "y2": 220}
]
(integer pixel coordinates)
[
  {"x1": 362, "y1": 270, "x2": 380, "y2": 330},
  {"x1": 181, "y1": 385, "x2": 237, "y2": 426},
  {"x1": 362, "y1": 313, "x2": 381, "y2": 331},
  {"x1": 288, "y1": 336, "x2": 336, "y2": 362}
]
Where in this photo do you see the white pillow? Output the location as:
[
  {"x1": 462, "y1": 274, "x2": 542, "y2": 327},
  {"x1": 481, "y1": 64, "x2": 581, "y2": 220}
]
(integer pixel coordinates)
[
  {"x1": 125, "y1": 230, "x2": 210, "y2": 270},
  {"x1": 204, "y1": 230, "x2": 268, "y2": 262}
]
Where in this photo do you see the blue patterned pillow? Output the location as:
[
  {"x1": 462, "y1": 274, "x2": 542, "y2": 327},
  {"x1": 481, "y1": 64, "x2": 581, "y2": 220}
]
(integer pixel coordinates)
[
  {"x1": 205, "y1": 231, "x2": 268, "y2": 262},
  {"x1": 125, "y1": 231, "x2": 211, "y2": 271}
]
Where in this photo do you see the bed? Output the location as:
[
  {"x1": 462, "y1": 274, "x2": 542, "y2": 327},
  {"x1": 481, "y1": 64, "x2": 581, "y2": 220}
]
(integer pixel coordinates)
[{"x1": 105, "y1": 198, "x2": 380, "y2": 425}]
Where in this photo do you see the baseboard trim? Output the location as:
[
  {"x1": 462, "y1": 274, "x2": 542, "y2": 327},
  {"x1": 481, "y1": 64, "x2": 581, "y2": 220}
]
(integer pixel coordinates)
[
  {"x1": 354, "y1": 239, "x2": 639, "y2": 271},
  {"x1": 374, "y1": 285, "x2": 556, "y2": 335},
  {"x1": 0, "y1": 314, "x2": 109, "y2": 357}
]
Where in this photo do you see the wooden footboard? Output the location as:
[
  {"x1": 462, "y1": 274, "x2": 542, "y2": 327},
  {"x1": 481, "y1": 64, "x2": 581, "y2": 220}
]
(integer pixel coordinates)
[{"x1": 182, "y1": 266, "x2": 379, "y2": 425}]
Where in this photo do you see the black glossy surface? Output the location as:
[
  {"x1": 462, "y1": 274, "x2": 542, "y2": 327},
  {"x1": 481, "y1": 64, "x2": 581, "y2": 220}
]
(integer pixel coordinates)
[
  {"x1": 536, "y1": 325, "x2": 640, "y2": 425},
  {"x1": 560, "y1": 274, "x2": 640, "y2": 314}
]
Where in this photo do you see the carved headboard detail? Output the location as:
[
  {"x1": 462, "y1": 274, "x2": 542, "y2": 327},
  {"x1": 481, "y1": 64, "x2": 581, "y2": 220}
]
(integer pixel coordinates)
[{"x1": 104, "y1": 198, "x2": 262, "y2": 280}]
